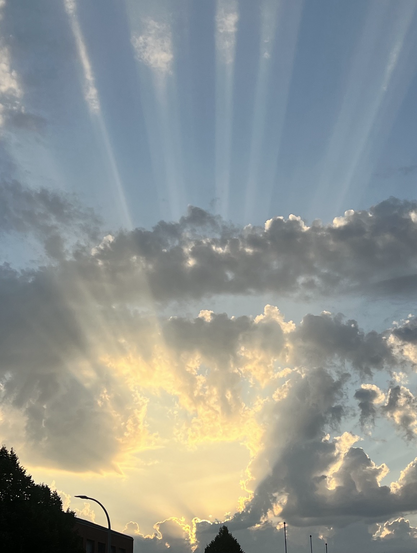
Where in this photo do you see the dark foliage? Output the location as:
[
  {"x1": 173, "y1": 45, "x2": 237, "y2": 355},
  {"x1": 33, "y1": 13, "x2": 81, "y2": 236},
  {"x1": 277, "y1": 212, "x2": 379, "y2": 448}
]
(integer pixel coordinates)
[
  {"x1": 204, "y1": 525, "x2": 244, "y2": 553},
  {"x1": 0, "y1": 446, "x2": 84, "y2": 553}
]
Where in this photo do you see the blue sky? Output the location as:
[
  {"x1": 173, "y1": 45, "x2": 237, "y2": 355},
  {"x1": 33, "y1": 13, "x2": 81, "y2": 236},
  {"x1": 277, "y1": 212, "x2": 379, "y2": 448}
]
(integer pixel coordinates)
[
  {"x1": 2, "y1": 1, "x2": 417, "y2": 553},
  {"x1": 3, "y1": 0, "x2": 417, "y2": 231}
]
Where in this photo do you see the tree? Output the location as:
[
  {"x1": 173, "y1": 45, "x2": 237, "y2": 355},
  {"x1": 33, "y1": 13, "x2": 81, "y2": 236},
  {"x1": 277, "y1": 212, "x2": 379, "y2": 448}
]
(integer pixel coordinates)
[
  {"x1": 0, "y1": 446, "x2": 84, "y2": 553},
  {"x1": 204, "y1": 525, "x2": 244, "y2": 553}
]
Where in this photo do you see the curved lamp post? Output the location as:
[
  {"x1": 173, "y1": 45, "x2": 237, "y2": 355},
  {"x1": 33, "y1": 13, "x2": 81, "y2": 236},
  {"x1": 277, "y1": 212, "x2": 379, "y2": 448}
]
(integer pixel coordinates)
[{"x1": 75, "y1": 495, "x2": 112, "y2": 553}]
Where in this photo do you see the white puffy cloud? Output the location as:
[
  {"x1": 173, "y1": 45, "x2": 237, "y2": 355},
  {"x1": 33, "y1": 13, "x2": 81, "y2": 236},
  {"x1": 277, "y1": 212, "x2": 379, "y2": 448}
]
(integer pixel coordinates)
[
  {"x1": 132, "y1": 19, "x2": 173, "y2": 74},
  {"x1": 216, "y1": 1, "x2": 239, "y2": 65},
  {"x1": 374, "y1": 517, "x2": 417, "y2": 541}
]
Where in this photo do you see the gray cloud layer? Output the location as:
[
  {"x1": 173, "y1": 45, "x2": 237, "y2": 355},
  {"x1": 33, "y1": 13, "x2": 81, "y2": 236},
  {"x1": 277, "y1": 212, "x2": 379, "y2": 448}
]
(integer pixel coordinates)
[
  {"x1": 50, "y1": 197, "x2": 417, "y2": 305},
  {"x1": 2, "y1": 183, "x2": 417, "y2": 545}
]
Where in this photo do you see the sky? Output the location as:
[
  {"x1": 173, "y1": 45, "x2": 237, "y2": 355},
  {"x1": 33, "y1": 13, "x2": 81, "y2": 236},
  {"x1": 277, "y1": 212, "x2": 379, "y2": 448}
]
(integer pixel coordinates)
[{"x1": 1, "y1": 1, "x2": 417, "y2": 552}]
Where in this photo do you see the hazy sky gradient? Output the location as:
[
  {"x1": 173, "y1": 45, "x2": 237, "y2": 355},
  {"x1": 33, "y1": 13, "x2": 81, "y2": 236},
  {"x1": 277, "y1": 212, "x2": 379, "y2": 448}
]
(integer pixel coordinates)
[{"x1": 1, "y1": 1, "x2": 417, "y2": 553}]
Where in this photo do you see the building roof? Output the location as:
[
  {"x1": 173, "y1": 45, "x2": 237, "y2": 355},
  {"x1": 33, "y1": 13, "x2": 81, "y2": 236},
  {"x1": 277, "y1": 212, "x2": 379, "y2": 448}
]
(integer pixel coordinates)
[{"x1": 74, "y1": 517, "x2": 134, "y2": 542}]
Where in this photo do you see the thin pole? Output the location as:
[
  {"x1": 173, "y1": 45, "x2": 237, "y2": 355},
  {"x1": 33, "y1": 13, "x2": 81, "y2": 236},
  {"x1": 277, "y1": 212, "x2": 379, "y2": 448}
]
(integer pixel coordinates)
[
  {"x1": 75, "y1": 495, "x2": 111, "y2": 553},
  {"x1": 325, "y1": 543, "x2": 328, "y2": 553},
  {"x1": 283, "y1": 522, "x2": 288, "y2": 553},
  {"x1": 310, "y1": 535, "x2": 313, "y2": 553}
]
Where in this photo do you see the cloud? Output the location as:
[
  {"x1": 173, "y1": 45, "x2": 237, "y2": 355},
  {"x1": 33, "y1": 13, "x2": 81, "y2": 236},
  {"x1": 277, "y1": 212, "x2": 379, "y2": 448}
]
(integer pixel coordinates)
[
  {"x1": 0, "y1": 8, "x2": 22, "y2": 128},
  {"x1": 383, "y1": 385, "x2": 417, "y2": 440},
  {"x1": 223, "y1": 356, "x2": 417, "y2": 530},
  {"x1": 132, "y1": 19, "x2": 173, "y2": 74},
  {"x1": 290, "y1": 313, "x2": 394, "y2": 376},
  {"x1": 393, "y1": 317, "x2": 417, "y2": 344},
  {"x1": 3, "y1": 184, "x2": 417, "y2": 546},
  {"x1": 354, "y1": 384, "x2": 385, "y2": 427},
  {"x1": 354, "y1": 378, "x2": 417, "y2": 440},
  {"x1": 0, "y1": 180, "x2": 101, "y2": 259},
  {"x1": 216, "y1": 1, "x2": 239, "y2": 65},
  {"x1": 64, "y1": 0, "x2": 100, "y2": 112},
  {"x1": 44, "y1": 198, "x2": 417, "y2": 306},
  {"x1": 0, "y1": 263, "x2": 152, "y2": 470},
  {"x1": 0, "y1": 187, "x2": 412, "y2": 473},
  {"x1": 0, "y1": 1, "x2": 49, "y2": 131},
  {"x1": 0, "y1": 246, "x2": 402, "y2": 473},
  {"x1": 74, "y1": 501, "x2": 96, "y2": 523},
  {"x1": 124, "y1": 518, "x2": 195, "y2": 553},
  {"x1": 374, "y1": 517, "x2": 417, "y2": 540},
  {"x1": 234, "y1": 403, "x2": 417, "y2": 530}
]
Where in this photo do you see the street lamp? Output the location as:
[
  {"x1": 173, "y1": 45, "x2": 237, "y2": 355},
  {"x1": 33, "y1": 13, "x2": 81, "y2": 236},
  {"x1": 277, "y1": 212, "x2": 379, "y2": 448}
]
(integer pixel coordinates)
[{"x1": 75, "y1": 495, "x2": 112, "y2": 553}]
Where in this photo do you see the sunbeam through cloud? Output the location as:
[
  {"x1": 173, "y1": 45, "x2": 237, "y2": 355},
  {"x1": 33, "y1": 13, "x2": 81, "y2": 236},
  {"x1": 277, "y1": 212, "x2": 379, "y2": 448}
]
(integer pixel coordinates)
[{"x1": 2, "y1": 2, "x2": 417, "y2": 553}]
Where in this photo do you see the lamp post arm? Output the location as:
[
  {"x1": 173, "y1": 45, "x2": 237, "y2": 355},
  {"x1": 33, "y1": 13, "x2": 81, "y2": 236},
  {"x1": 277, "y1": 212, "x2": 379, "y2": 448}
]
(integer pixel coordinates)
[
  {"x1": 75, "y1": 495, "x2": 112, "y2": 553},
  {"x1": 88, "y1": 497, "x2": 111, "y2": 532}
]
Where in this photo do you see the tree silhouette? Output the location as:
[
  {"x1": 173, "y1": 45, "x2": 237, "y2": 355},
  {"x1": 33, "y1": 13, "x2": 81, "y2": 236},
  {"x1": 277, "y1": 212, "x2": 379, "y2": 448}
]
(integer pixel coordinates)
[
  {"x1": 204, "y1": 525, "x2": 244, "y2": 553},
  {"x1": 0, "y1": 446, "x2": 84, "y2": 553}
]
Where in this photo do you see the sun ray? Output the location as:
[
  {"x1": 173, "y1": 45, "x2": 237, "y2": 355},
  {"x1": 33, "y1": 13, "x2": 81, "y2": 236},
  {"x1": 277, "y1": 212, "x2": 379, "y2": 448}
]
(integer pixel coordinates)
[
  {"x1": 214, "y1": 0, "x2": 239, "y2": 219},
  {"x1": 63, "y1": 0, "x2": 133, "y2": 230},
  {"x1": 244, "y1": 0, "x2": 302, "y2": 223},
  {"x1": 310, "y1": 0, "x2": 417, "y2": 219},
  {"x1": 126, "y1": 3, "x2": 185, "y2": 221},
  {"x1": 260, "y1": 0, "x2": 303, "y2": 222}
]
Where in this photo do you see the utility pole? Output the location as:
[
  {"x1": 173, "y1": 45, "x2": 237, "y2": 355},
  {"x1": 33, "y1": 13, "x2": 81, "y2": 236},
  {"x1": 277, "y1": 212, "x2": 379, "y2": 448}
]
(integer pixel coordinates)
[{"x1": 283, "y1": 522, "x2": 288, "y2": 553}]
